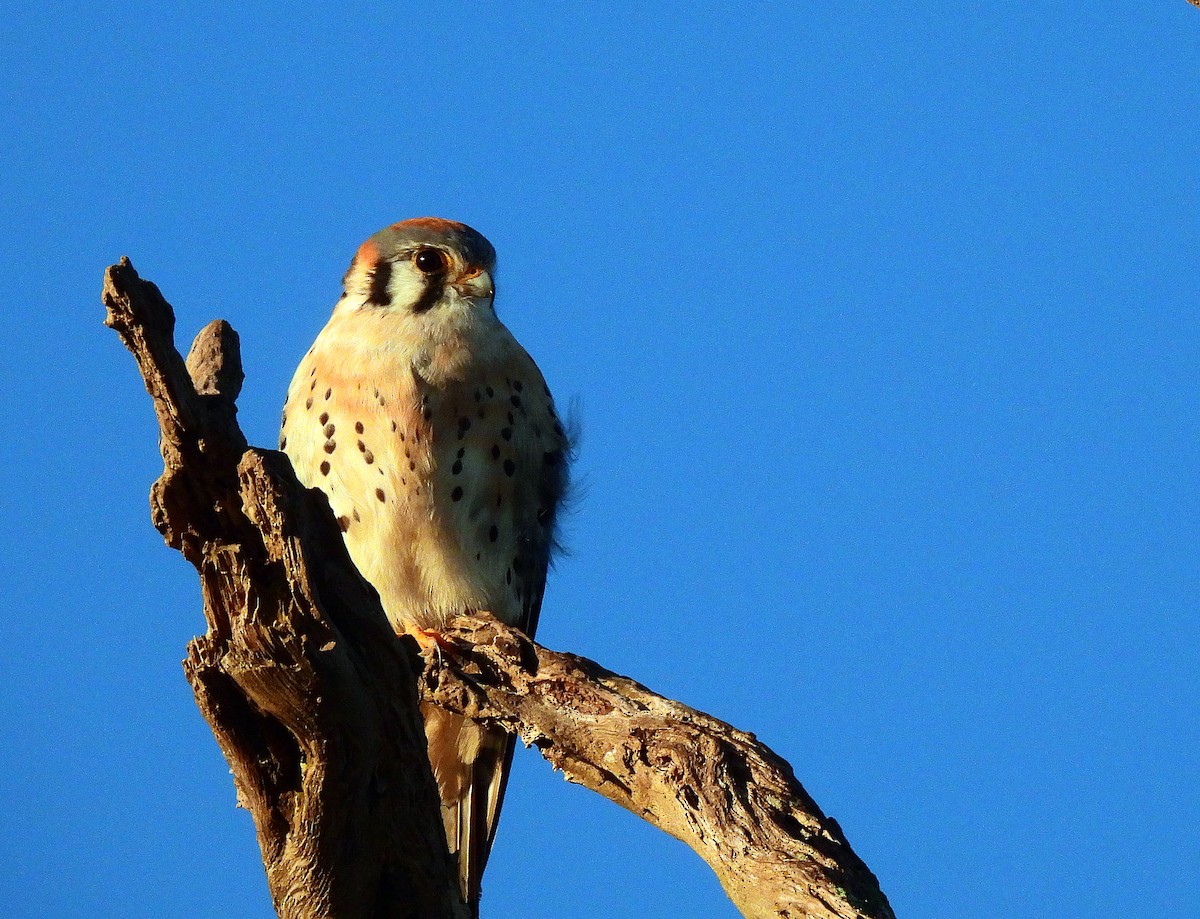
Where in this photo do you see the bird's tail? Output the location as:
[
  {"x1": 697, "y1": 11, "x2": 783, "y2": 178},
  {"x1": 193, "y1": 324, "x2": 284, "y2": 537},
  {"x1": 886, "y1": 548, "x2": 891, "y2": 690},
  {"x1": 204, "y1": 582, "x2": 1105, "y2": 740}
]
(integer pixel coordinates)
[{"x1": 422, "y1": 704, "x2": 516, "y2": 914}]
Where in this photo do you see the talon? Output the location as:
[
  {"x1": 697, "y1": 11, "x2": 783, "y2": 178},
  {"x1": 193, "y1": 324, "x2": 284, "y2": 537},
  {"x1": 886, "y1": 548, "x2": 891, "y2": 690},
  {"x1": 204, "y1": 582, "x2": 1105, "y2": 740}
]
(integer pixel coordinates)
[{"x1": 399, "y1": 625, "x2": 455, "y2": 659}]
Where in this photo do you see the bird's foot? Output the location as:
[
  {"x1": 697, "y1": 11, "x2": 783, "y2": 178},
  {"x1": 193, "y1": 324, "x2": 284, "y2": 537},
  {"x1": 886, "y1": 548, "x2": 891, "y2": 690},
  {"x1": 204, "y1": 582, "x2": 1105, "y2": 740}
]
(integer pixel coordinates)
[{"x1": 398, "y1": 625, "x2": 455, "y2": 663}]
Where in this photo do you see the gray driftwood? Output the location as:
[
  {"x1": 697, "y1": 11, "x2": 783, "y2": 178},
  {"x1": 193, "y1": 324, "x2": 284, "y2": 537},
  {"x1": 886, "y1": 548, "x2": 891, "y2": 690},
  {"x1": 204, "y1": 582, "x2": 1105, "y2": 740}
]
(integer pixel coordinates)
[{"x1": 104, "y1": 258, "x2": 894, "y2": 919}]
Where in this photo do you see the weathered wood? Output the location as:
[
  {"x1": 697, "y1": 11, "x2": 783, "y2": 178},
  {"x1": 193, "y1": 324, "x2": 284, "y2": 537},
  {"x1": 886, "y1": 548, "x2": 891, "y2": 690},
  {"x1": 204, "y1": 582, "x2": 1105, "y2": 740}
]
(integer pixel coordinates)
[
  {"x1": 422, "y1": 616, "x2": 894, "y2": 919},
  {"x1": 104, "y1": 258, "x2": 469, "y2": 919},
  {"x1": 105, "y1": 258, "x2": 894, "y2": 919}
]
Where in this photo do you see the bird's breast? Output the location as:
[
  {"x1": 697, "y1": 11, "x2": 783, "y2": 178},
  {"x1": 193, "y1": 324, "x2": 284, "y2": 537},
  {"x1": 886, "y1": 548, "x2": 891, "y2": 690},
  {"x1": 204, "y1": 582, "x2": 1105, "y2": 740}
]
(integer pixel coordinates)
[{"x1": 281, "y1": 310, "x2": 565, "y2": 634}]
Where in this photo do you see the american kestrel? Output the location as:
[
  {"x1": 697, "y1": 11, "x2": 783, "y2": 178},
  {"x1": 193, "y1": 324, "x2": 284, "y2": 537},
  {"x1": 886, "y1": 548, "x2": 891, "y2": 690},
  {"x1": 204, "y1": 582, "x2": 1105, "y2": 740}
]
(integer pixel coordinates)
[{"x1": 280, "y1": 218, "x2": 570, "y2": 911}]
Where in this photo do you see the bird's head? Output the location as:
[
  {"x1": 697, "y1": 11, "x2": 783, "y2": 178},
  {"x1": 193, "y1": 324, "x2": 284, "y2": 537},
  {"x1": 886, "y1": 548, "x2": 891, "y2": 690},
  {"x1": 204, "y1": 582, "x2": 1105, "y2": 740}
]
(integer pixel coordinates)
[{"x1": 338, "y1": 217, "x2": 497, "y2": 317}]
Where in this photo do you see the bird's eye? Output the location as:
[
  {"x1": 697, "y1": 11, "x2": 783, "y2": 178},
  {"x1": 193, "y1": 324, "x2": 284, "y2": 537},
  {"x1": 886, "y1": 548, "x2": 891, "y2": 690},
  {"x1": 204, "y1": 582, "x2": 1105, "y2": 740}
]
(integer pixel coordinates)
[{"x1": 413, "y1": 247, "x2": 449, "y2": 274}]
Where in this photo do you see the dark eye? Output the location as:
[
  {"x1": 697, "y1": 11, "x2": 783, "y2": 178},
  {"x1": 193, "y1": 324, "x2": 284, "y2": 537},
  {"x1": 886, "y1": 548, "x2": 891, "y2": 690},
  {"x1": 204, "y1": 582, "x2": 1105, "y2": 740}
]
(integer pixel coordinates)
[{"x1": 413, "y1": 247, "x2": 448, "y2": 274}]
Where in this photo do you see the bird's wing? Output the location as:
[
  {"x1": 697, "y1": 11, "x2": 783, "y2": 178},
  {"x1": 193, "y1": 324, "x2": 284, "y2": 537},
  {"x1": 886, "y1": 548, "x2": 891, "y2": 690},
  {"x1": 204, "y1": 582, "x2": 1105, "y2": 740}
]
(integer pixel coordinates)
[
  {"x1": 456, "y1": 408, "x2": 569, "y2": 910},
  {"x1": 455, "y1": 549, "x2": 552, "y2": 911}
]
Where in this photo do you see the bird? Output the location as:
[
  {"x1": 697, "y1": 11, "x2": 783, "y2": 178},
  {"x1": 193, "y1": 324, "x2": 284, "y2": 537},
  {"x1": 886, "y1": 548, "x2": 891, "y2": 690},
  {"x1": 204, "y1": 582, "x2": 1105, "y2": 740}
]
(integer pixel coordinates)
[{"x1": 279, "y1": 217, "x2": 570, "y2": 912}]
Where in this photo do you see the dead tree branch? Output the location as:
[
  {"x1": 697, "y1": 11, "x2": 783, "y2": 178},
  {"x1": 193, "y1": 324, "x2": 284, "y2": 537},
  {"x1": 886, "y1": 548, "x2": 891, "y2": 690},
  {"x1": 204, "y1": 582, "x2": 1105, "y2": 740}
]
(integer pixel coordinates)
[
  {"x1": 104, "y1": 259, "x2": 894, "y2": 919},
  {"x1": 103, "y1": 258, "x2": 468, "y2": 919},
  {"x1": 423, "y1": 616, "x2": 894, "y2": 919}
]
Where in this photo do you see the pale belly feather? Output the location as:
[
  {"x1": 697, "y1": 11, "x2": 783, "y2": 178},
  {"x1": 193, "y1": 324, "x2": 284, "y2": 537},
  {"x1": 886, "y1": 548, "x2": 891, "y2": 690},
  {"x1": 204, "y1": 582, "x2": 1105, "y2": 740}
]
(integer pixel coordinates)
[{"x1": 280, "y1": 313, "x2": 565, "y2": 634}]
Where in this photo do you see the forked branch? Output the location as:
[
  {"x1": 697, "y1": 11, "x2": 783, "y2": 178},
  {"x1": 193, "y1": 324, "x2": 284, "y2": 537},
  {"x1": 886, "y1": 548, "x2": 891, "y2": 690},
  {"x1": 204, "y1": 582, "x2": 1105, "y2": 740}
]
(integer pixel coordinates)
[
  {"x1": 104, "y1": 259, "x2": 893, "y2": 919},
  {"x1": 104, "y1": 258, "x2": 467, "y2": 919}
]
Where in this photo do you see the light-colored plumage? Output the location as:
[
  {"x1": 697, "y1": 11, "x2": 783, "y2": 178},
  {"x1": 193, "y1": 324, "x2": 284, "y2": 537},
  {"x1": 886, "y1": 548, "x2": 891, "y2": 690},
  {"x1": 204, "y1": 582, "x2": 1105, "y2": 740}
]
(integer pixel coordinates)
[{"x1": 280, "y1": 218, "x2": 569, "y2": 912}]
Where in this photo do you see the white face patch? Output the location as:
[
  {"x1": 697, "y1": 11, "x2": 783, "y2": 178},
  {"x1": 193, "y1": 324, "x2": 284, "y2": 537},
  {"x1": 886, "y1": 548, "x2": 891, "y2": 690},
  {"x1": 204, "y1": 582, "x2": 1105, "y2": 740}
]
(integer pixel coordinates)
[{"x1": 383, "y1": 257, "x2": 433, "y2": 312}]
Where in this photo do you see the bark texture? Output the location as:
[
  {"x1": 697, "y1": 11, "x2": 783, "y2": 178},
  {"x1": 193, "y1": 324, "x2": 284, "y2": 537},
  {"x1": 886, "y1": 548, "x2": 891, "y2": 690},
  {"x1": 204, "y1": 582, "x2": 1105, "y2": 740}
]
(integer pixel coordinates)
[
  {"x1": 104, "y1": 258, "x2": 894, "y2": 919},
  {"x1": 103, "y1": 258, "x2": 469, "y2": 919},
  {"x1": 423, "y1": 617, "x2": 894, "y2": 919}
]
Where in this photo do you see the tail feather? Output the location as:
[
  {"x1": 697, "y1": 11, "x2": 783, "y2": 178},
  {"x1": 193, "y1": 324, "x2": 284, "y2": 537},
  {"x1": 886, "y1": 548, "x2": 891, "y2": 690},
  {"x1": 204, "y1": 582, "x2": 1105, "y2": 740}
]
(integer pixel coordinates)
[{"x1": 423, "y1": 705, "x2": 516, "y2": 914}]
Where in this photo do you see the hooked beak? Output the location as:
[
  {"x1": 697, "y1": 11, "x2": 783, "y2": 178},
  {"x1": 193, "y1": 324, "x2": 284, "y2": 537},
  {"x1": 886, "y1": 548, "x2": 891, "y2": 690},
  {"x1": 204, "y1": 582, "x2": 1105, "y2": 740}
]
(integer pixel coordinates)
[{"x1": 454, "y1": 266, "x2": 494, "y2": 300}]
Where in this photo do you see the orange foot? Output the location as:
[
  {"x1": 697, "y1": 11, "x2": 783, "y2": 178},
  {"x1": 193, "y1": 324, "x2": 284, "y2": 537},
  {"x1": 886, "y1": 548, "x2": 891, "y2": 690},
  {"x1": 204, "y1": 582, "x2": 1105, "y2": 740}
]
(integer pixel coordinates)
[{"x1": 397, "y1": 625, "x2": 455, "y2": 659}]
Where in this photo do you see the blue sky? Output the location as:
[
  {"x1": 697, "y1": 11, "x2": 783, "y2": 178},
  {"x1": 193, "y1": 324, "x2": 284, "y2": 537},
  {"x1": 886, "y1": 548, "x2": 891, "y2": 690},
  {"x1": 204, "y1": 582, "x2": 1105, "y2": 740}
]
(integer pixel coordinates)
[{"x1": 2, "y1": 3, "x2": 1198, "y2": 917}]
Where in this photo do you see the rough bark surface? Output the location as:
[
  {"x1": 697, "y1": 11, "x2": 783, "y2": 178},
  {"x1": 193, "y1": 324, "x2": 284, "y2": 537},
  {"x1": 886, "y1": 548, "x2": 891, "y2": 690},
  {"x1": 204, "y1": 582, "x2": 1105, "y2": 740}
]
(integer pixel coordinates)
[
  {"x1": 104, "y1": 258, "x2": 894, "y2": 919},
  {"x1": 103, "y1": 258, "x2": 469, "y2": 919},
  {"x1": 423, "y1": 617, "x2": 894, "y2": 919}
]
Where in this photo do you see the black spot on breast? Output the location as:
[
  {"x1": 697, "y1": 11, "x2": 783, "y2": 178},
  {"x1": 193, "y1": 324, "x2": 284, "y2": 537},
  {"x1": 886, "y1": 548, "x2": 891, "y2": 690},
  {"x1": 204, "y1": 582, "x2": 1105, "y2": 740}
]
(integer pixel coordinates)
[
  {"x1": 279, "y1": 435, "x2": 288, "y2": 449},
  {"x1": 456, "y1": 447, "x2": 465, "y2": 458},
  {"x1": 368, "y1": 260, "x2": 393, "y2": 306},
  {"x1": 457, "y1": 417, "x2": 472, "y2": 436},
  {"x1": 510, "y1": 395, "x2": 522, "y2": 409},
  {"x1": 320, "y1": 461, "x2": 330, "y2": 476},
  {"x1": 451, "y1": 486, "x2": 463, "y2": 502},
  {"x1": 355, "y1": 421, "x2": 365, "y2": 434},
  {"x1": 324, "y1": 388, "x2": 332, "y2": 400},
  {"x1": 324, "y1": 441, "x2": 336, "y2": 454},
  {"x1": 488, "y1": 525, "x2": 499, "y2": 542},
  {"x1": 513, "y1": 380, "x2": 524, "y2": 392},
  {"x1": 486, "y1": 385, "x2": 495, "y2": 397},
  {"x1": 337, "y1": 515, "x2": 350, "y2": 532},
  {"x1": 305, "y1": 397, "x2": 313, "y2": 410},
  {"x1": 319, "y1": 412, "x2": 329, "y2": 425},
  {"x1": 324, "y1": 423, "x2": 335, "y2": 438},
  {"x1": 503, "y1": 459, "x2": 515, "y2": 477},
  {"x1": 491, "y1": 444, "x2": 501, "y2": 460},
  {"x1": 376, "y1": 488, "x2": 386, "y2": 502},
  {"x1": 408, "y1": 460, "x2": 416, "y2": 471},
  {"x1": 501, "y1": 428, "x2": 513, "y2": 441},
  {"x1": 364, "y1": 449, "x2": 375, "y2": 464},
  {"x1": 391, "y1": 420, "x2": 398, "y2": 432},
  {"x1": 452, "y1": 460, "x2": 462, "y2": 475}
]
